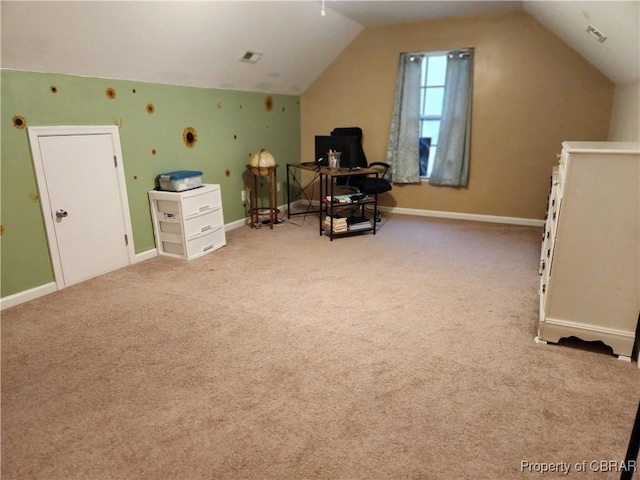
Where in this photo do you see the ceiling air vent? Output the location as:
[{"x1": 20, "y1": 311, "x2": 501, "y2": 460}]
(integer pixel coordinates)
[
  {"x1": 239, "y1": 51, "x2": 263, "y2": 64},
  {"x1": 586, "y1": 24, "x2": 607, "y2": 43}
]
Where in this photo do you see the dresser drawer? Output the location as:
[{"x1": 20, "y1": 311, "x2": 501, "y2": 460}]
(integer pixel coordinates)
[
  {"x1": 556, "y1": 151, "x2": 569, "y2": 199},
  {"x1": 161, "y1": 228, "x2": 225, "y2": 259},
  {"x1": 185, "y1": 227, "x2": 226, "y2": 260},
  {"x1": 161, "y1": 239, "x2": 186, "y2": 257},
  {"x1": 184, "y1": 188, "x2": 220, "y2": 217},
  {"x1": 154, "y1": 186, "x2": 221, "y2": 217},
  {"x1": 184, "y1": 208, "x2": 224, "y2": 239}
]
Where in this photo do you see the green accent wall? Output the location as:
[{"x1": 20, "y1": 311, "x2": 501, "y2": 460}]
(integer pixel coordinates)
[{"x1": 1, "y1": 69, "x2": 300, "y2": 298}]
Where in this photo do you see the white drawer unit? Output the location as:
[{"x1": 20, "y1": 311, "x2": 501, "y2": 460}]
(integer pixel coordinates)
[
  {"x1": 149, "y1": 184, "x2": 226, "y2": 260},
  {"x1": 536, "y1": 141, "x2": 640, "y2": 360}
]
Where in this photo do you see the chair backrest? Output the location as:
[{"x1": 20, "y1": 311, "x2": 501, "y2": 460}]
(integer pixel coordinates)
[{"x1": 331, "y1": 127, "x2": 368, "y2": 168}]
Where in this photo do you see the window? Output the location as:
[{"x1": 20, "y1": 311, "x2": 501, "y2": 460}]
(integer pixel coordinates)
[
  {"x1": 419, "y1": 54, "x2": 447, "y2": 178},
  {"x1": 387, "y1": 49, "x2": 472, "y2": 185}
]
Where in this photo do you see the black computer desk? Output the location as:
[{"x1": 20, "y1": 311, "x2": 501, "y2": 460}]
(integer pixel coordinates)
[{"x1": 286, "y1": 163, "x2": 380, "y2": 240}]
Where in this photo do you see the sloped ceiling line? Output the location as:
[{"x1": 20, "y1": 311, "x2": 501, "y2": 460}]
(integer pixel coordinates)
[{"x1": 1, "y1": 1, "x2": 638, "y2": 94}]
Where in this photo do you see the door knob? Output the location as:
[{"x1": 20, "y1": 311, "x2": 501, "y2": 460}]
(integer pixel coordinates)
[{"x1": 55, "y1": 209, "x2": 68, "y2": 218}]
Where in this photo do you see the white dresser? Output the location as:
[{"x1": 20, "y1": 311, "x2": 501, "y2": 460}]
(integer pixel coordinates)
[
  {"x1": 149, "y1": 184, "x2": 226, "y2": 260},
  {"x1": 537, "y1": 141, "x2": 640, "y2": 359}
]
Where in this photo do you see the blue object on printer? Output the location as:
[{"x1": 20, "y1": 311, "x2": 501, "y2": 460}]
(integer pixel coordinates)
[{"x1": 157, "y1": 170, "x2": 203, "y2": 191}]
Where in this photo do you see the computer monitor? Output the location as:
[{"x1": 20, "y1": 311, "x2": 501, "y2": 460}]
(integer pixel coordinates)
[{"x1": 314, "y1": 135, "x2": 360, "y2": 168}]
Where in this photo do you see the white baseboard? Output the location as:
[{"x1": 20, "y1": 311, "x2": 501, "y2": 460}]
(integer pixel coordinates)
[
  {"x1": 0, "y1": 282, "x2": 57, "y2": 311},
  {"x1": 379, "y1": 206, "x2": 545, "y2": 227},
  {"x1": 2, "y1": 250, "x2": 157, "y2": 311},
  {"x1": 290, "y1": 200, "x2": 543, "y2": 227},
  {"x1": 225, "y1": 218, "x2": 247, "y2": 231},
  {"x1": 133, "y1": 248, "x2": 157, "y2": 263},
  {"x1": 227, "y1": 202, "x2": 291, "y2": 230}
]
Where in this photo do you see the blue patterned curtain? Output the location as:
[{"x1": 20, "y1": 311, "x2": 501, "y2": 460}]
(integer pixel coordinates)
[
  {"x1": 385, "y1": 53, "x2": 424, "y2": 184},
  {"x1": 429, "y1": 49, "x2": 474, "y2": 187}
]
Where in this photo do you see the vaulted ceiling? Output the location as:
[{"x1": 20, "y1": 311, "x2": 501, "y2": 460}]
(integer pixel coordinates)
[{"x1": 1, "y1": 1, "x2": 638, "y2": 95}]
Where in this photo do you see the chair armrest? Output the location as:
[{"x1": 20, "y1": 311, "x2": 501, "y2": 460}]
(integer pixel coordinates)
[{"x1": 368, "y1": 162, "x2": 390, "y2": 177}]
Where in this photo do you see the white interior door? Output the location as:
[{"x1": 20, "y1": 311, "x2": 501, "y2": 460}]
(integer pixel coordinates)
[{"x1": 28, "y1": 126, "x2": 134, "y2": 288}]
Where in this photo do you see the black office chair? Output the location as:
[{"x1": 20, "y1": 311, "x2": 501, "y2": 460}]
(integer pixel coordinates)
[{"x1": 330, "y1": 127, "x2": 392, "y2": 221}]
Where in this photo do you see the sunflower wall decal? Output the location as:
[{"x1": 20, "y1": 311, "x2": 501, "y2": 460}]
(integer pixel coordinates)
[
  {"x1": 146, "y1": 103, "x2": 155, "y2": 114},
  {"x1": 105, "y1": 87, "x2": 116, "y2": 99},
  {"x1": 12, "y1": 115, "x2": 26, "y2": 129},
  {"x1": 183, "y1": 127, "x2": 197, "y2": 148},
  {"x1": 264, "y1": 95, "x2": 274, "y2": 112}
]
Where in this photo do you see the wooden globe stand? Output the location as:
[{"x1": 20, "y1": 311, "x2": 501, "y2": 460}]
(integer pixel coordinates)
[{"x1": 246, "y1": 164, "x2": 279, "y2": 229}]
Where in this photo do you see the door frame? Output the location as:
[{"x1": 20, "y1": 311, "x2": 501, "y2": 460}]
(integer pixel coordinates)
[{"x1": 27, "y1": 125, "x2": 135, "y2": 290}]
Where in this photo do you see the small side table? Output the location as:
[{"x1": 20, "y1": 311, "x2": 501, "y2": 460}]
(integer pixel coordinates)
[{"x1": 246, "y1": 164, "x2": 279, "y2": 229}]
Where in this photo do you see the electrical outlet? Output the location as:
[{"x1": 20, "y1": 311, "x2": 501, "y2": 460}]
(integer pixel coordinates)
[
  {"x1": 241, "y1": 190, "x2": 246, "y2": 202},
  {"x1": 277, "y1": 182, "x2": 281, "y2": 192}
]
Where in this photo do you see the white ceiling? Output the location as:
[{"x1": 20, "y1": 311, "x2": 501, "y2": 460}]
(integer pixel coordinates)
[
  {"x1": 0, "y1": 1, "x2": 364, "y2": 94},
  {"x1": 522, "y1": 1, "x2": 639, "y2": 85},
  {"x1": 1, "y1": 1, "x2": 638, "y2": 95},
  {"x1": 324, "y1": 0, "x2": 522, "y2": 25}
]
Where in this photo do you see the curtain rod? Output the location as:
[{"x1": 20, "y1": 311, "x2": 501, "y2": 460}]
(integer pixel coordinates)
[
  {"x1": 403, "y1": 47, "x2": 474, "y2": 61},
  {"x1": 448, "y1": 48, "x2": 474, "y2": 59}
]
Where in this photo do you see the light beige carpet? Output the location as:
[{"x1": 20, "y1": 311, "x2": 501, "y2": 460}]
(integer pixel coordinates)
[{"x1": 2, "y1": 214, "x2": 639, "y2": 480}]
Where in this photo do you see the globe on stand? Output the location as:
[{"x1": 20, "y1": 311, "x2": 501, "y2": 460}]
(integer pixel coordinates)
[{"x1": 249, "y1": 149, "x2": 276, "y2": 177}]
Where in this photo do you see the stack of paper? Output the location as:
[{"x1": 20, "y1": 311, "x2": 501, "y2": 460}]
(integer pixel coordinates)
[{"x1": 323, "y1": 216, "x2": 348, "y2": 233}]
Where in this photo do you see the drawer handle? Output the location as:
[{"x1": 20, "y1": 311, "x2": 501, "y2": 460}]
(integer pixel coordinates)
[
  {"x1": 203, "y1": 244, "x2": 214, "y2": 252},
  {"x1": 186, "y1": 206, "x2": 218, "y2": 219},
  {"x1": 188, "y1": 226, "x2": 222, "y2": 241}
]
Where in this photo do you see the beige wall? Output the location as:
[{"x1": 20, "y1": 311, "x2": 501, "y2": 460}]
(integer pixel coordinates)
[
  {"x1": 301, "y1": 12, "x2": 614, "y2": 220},
  {"x1": 609, "y1": 78, "x2": 640, "y2": 142}
]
